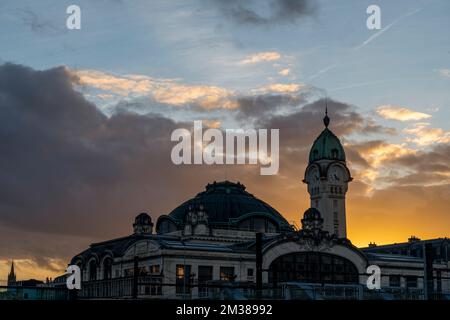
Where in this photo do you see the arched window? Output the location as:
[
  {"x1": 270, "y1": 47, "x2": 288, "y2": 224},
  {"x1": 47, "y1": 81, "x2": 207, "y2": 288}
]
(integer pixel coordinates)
[
  {"x1": 103, "y1": 257, "x2": 113, "y2": 280},
  {"x1": 89, "y1": 260, "x2": 97, "y2": 281},
  {"x1": 269, "y1": 252, "x2": 358, "y2": 285}
]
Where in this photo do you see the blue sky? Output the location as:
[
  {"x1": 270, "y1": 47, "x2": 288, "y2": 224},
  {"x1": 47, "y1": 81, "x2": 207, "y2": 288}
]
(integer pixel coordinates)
[
  {"x1": 0, "y1": 0, "x2": 449, "y2": 175},
  {"x1": 1, "y1": 0, "x2": 449, "y2": 181},
  {"x1": 1, "y1": 0, "x2": 448, "y2": 116}
]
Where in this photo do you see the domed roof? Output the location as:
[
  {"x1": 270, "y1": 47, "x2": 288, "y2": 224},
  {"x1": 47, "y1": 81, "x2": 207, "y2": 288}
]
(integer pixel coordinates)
[
  {"x1": 167, "y1": 181, "x2": 291, "y2": 230},
  {"x1": 308, "y1": 110, "x2": 346, "y2": 164},
  {"x1": 134, "y1": 212, "x2": 152, "y2": 225},
  {"x1": 302, "y1": 207, "x2": 322, "y2": 221}
]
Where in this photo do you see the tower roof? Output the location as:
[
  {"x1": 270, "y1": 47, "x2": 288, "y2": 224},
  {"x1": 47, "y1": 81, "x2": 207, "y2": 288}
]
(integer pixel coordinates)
[{"x1": 308, "y1": 109, "x2": 346, "y2": 164}]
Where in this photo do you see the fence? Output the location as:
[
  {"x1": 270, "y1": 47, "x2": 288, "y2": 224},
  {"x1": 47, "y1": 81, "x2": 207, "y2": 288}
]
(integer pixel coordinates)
[{"x1": 1, "y1": 276, "x2": 449, "y2": 300}]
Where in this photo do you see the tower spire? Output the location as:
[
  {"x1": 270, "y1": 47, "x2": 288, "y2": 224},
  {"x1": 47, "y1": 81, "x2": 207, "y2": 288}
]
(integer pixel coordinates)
[
  {"x1": 323, "y1": 98, "x2": 330, "y2": 128},
  {"x1": 8, "y1": 260, "x2": 16, "y2": 285},
  {"x1": 9, "y1": 260, "x2": 14, "y2": 276}
]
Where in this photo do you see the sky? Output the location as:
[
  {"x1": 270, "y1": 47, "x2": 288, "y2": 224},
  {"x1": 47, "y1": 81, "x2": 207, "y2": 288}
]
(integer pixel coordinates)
[{"x1": 0, "y1": 0, "x2": 449, "y2": 281}]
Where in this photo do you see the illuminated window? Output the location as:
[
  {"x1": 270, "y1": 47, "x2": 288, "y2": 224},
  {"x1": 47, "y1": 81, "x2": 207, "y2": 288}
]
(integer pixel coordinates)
[
  {"x1": 176, "y1": 264, "x2": 191, "y2": 294},
  {"x1": 220, "y1": 267, "x2": 235, "y2": 282}
]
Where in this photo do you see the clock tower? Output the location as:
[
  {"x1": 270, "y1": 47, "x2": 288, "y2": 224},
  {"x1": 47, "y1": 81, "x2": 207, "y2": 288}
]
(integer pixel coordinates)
[{"x1": 303, "y1": 107, "x2": 352, "y2": 238}]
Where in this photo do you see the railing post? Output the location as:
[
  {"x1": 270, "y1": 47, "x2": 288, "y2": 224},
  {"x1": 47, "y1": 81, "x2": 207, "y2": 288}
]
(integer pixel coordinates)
[
  {"x1": 256, "y1": 232, "x2": 263, "y2": 299},
  {"x1": 424, "y1": 243, "x2": 434, "y2": 300},
  {"x1": 132, "y1": 256, "x2": 139, "y2": 299}
]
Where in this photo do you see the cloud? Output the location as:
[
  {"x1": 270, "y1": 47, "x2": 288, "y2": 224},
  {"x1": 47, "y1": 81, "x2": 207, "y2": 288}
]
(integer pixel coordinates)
[
  {"x1": 74, "y1": 69, "x2": 237, "y2": 110},
  {"x1": 254, "y1": 83, "x2": 306, "y2": 94},
  {"x1": 278, "y1": 68, "x2": 291, "y2": 76},
  {"x1": 346, "y1": 140, "x2": 416, "y2": 188},
  {"x1": 19, "y1": 8, "x2": 60, "y2": 34},
  {"x1": 211, "y1": 0, "x2": 317, "y2": 27},
  {"x1": 376, "y1": 105, "x2": 432, "y2": 121},
  {"x1": 439, "y1": 68, "x2": 450, "y2": 79},
  {"x1": 75, "y1": 69, "x2": 154, "y2": 96},
  {"x1": 404, "y1": 123, "x2": 450, "y2": 146},
  {"x1": 240, "y1": 51, "x2": 281, "y2": 64}
]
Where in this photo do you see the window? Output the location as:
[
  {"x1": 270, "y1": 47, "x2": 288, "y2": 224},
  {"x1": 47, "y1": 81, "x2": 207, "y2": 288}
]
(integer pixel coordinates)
[
  {"x1": 150, "y1": 279, "x2": 162, "y2": 296},
  {"x1": 247, "y1": 268, "x2": 254, "y2": 282},
  {"x1": 331, "y1": 148, "x2": 339, "y2": 159},
  {"x1": 389, "y1": 275, "x2": 401, "y2": 287},
  {"x1": 334, "y1": 223, "x2": 339, "y2": 235},
  {"x1": 103, "y1": 257, "x2": 112, "y2": 280},
  {"x1": 333, "y1": 212, "x2": 339, "y2": 235},
  {"x1": 176, "y1": 264, "x2": 191, "y2": 294},
  {"x1": 89, "y1": 260, "x2": 97, "y2": 281},
  {"x1": 437, "y1": 271, "x2": 442, "y2": 293},
  {"x1": 124, "y1": 268, "x2": 134, "y2": 277},
  {"x1": 220, "y1": 267, "x2": 235, "y2": 282},
  {"x1": 198, "y1": 266, "x2": 213, "y2": 298},
  {"x1": 269, "y1": 252, "x2": 358, "y2": 285},
  {"x1": 406, "y1": 276, "x2": 417, "y2": 288},
  {"x1": 150, "y1": 265, "x2": 160, "y2": 274}
]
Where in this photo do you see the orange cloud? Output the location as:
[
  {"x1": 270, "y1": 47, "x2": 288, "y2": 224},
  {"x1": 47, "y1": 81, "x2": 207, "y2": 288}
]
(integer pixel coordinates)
[
  {"x1": 74, "y1": 69, "x2": 237, "y2": 110},
  {"x1": 278, "y1": 68, "x2": 291, "y2": 76},
  {"x1": 347, "y1": 141, "x2": 416, "y2": 190},
  {"x1": 240, "y1": 51, "x2": 281, "y2": 64},
  {"x1": 254, "y1": 83, "x2": 306, "y2": 94},
  {"x1": 404, "y1": 123, "x2": 450, "y2": 146},
  {"x1": 376, "y1": 105, "x2": 432, "y2": 121}
]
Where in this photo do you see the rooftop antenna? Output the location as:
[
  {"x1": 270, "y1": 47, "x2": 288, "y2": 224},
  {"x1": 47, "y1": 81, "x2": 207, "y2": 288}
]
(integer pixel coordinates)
[{"x1": 323, "y1": 96, "x2": 330, "y2": 128}]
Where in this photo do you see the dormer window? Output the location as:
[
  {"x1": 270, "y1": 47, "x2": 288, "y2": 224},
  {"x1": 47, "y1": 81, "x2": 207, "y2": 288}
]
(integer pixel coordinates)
[{"x1": 331, "y1": 148, "x2": 339, "y2": 159}]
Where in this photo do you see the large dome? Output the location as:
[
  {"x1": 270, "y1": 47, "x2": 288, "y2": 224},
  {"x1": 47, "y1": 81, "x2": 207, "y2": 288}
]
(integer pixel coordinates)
[{"x1": 159, "y1": 181, "x2": 292, "y2": 232}]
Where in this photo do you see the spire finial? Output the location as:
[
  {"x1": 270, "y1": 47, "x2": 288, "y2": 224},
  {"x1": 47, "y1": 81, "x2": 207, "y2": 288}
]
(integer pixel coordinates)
[{"x1": 323, "y1": 98, "x2": 330, "y2": 128}]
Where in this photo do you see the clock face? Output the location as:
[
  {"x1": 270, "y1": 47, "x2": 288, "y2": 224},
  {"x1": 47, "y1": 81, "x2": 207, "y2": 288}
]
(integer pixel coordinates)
[
  {"x1": 328, "y1": 167, "x2": 343, "y2": 184},
  {"x1": 308, "y1": 167, "x2": 320, "y2": 183}
]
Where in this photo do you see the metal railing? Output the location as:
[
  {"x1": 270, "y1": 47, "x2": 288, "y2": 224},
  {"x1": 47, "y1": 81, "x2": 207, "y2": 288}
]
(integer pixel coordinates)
[{"x1": 1, "y1": 278, "x2": 449, "y2": 300}]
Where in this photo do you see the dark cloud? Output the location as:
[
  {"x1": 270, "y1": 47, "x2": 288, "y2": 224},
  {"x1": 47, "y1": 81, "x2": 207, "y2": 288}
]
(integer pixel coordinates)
[
  {"x1": 235, "y1": 93, "x2": 305, "y2": 119},
  {"x1": 389, "y1": 144, "x2": 450, "y2": 174},
  {"x1": 19, "y1": 8, "x2": 60, "y2": 34},
  {"x1": 258, "y1": 98, "x2": 369, "y2": 148},
  {"x1": 211, "y1": 0, "x2": 317, "y2": 27}
]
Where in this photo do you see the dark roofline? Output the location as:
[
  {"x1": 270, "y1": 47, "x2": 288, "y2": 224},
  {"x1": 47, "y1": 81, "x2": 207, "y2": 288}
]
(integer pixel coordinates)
[{"x1": 360, "y1": 237, "x2": 449, "y2": 250}]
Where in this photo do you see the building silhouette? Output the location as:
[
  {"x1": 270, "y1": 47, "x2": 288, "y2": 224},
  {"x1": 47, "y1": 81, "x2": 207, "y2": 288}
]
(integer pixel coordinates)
[{"x1": 58, "y1": 111, "x2": 450, "y2": 299}]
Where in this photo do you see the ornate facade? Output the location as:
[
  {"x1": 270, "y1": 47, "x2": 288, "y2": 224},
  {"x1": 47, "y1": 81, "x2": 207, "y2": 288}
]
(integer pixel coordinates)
[{"x1": 70, "y1": 111, "x2": 450, "y2": 300}]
